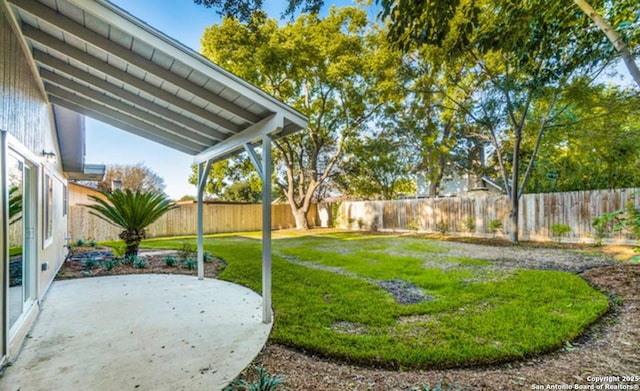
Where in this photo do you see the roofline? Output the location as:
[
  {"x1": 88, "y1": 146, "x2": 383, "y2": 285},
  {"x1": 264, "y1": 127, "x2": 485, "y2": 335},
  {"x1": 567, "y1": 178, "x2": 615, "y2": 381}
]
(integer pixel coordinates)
[{"x1": 75, "y1": 0, "x2": 307, "y2": 129}]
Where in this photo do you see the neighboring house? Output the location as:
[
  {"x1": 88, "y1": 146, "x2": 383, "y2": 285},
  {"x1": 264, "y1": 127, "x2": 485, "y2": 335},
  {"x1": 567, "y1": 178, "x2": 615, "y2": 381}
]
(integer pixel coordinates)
[
  {"x1": 416, "y1": 171, "x2": 504, "y2": 197},
  {"x1": 1, "y1": 0, "x2": 306, "y2": 367}
]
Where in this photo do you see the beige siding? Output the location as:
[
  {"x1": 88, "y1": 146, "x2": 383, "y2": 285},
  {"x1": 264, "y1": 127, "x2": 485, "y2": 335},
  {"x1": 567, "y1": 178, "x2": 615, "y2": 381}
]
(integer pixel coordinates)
[
  {"x1": 68, "y1": 183, "x2": 105, "y2": 206},
  {"x1": 69, "y1": 203, "x2": 319, "y2": 241},
  {"x1": 2, "y1": 6, "x2": 68, "y2": 359},
  {"x1": 338, "y1": 189, "x2": 640, "y2": 244}
]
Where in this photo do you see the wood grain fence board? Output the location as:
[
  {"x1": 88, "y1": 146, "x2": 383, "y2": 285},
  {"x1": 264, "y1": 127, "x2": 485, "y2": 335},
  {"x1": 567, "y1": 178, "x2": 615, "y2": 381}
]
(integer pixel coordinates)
[{"x1": 338, "y1": 188, "x2": 640, "y2": 244}]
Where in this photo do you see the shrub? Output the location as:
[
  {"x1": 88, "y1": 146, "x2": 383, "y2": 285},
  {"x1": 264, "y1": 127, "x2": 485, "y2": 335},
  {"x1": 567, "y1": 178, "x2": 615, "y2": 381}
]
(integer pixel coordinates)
[
  {"x1": 592, "y1": 212, "x2": 619, "y2": 246},
  {"x1": 164, "y1": 255, "x2": 179, "y2": 267},
  {"x1": 413, "y1": 380, "x2": 465, "y2": 391},
  {"x1": 435, "y1": 220, "x2": 450, "y2": 235},
  {"x1": 133, "y1": 257, "x2": 148, "y2": 269},
  {"x1": 88, "y1": 240, "x2": 98, "y2": 247},
  {"x1": 203, "y1": 251, "x2": 214, "y2": 263},
  {"x1": 102, "y1": 259, "x2": 119, "y2": 271},
  {"x1": 407, "y1": 219, "x2": 419, "y2": 231},
  {"x1": 178, "y1": 242, "x2": 196, "y2": 260},
  {"x1": 223, "y1": 366, "x2": 284, "y2": 391},
  {"x1": 76, "y1": 238, "x2": 85, "y2": 246},
  {"x1": 357, "y1": 218, "x2": 364, "y2": 229},
  {"x1": 182, "y1": 258, "x2": 196, "y2": 270},
  {"x1": 81, "y1": 257, "x2": 99, "y2": 270},
  {"x1": 551, "y1": 224, "x2": 571, "y2": 243},
  {"x1": 464, "y1": 217, "x2": 476, "y2": 232},
  {"x1": 488, "y1": 219, "x2": 502, "y2": 237}
]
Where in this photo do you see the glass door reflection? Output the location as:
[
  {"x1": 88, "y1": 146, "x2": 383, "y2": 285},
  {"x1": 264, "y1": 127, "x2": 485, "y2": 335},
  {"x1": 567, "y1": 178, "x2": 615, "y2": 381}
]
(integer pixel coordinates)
[{"x1": 8, "y1": 154, "x2": 24, "y2": 328}]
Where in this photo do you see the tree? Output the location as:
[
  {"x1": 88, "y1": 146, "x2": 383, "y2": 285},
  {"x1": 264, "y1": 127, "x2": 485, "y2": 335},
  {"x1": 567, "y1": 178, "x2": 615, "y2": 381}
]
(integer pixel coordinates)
[
  {"x1": 95, "y1": 163, "x2": 166, "y2": 194},
  {"x1": 83, "y1": 190, "x2": 176, "y2": 257},
  {"x1": 379, "y1": 1, "x2": 619, "y2": 242},
  {"x1": 518, "y1": 84, "x2": 640, "y2": 193},
  {"x1": 193, "y1": 0, "x2": 323, "y2": 22},
  {"x1": 200, "y1": 8, "x2": 401, "y2": 228},
  {"x1": 377, "y1": 0, "x2": 640, "y2": 87},
  {"x1": 336, "y1": 132, "x2": 415, "y2": 200},
  {"x1": 188, "y1": 155, "x2": 263, "y2": 203},
  {"x1": 9, "y1": 186, "x2": 22, "y2": 224}
]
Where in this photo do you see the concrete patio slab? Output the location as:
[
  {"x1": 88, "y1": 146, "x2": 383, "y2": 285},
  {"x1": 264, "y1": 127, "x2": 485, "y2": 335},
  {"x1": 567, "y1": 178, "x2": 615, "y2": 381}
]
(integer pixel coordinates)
[{"x1": 0, "y1": 274, "x2": 272, "y2": 391}]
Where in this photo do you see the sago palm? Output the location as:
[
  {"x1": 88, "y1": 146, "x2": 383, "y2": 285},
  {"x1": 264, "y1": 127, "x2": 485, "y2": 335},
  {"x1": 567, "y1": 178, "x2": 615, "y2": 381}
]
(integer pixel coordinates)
[{"x1": 84, "y1": 189, "x2": 176, "y2": 257}]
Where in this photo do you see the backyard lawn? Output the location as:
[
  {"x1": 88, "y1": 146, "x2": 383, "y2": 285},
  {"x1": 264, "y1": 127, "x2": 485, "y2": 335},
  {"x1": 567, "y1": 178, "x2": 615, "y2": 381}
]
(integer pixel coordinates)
[{"x1": 139, "y1": 232, "x2": 610, "y2": 370}]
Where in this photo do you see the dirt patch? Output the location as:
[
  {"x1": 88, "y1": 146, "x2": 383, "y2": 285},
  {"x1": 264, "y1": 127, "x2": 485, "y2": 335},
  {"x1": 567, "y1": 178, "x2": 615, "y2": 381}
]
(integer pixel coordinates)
[{"x1": 331, "y1": 321, "x2": 370, "y2": 336}]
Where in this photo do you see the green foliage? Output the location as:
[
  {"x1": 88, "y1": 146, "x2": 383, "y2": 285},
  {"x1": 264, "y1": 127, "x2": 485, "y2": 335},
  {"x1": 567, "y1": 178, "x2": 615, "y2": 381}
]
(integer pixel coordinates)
[
  {"x1": 76, "y1": 239, "x2": 85, "y2": 246},
  {"x1": 407, "y1": 219, "x2": 419, "y2": 231},
  {"x1": 613, "y1": 199, "x2": 640, "y2": 249},
  {"x1": 111, "y1": 244, "x2": 127, "y2": 259},
  {"x1": 133, "y1": 257, "x2": 148, "y2": 269},
  {"x1": 81, "y1": 257, "x2": 99, "y2": 270},
  {"x1": 223, "y1": 366, "x2": 284, "y2": 391},
  {"x1": 488, "y1": 220, "x2": 503, "y2": 237},
  {"x1": 102, "y1": 259, "x2": 119, "y2": 271},
  {"x1": 8, "y1": 186, "x2": 22, "y2": 224},
  {"x1": 464, "y1": 217, "x2": 476, "y2": 232},
  {"x1": 142, "y1": 233, "x2": 608, "y2": 369},
  {"x1": 203, "y1": 251, "x2": 214, "y2": 263},
  {"x1": 178, "y1": 242, "x2": 196, "y2": 260},
  {"x1": 592, "y1": 212, "x2": 619, "y2": 247},
  {"x1": 83, "y1": 189, "x2": 175, "y2": 257},
  {"x1": 435, "y1": 220, "x2": 450, "y2": 235},
  {"x1": 164, "y1": 255, "x2": 179, "y2": 267},
  {"x1": 88, "y1": 240, "x2": 98, "y2": 247},
  {"x1": 182, "y1": 258, "x2": 197, "y2": 270},
  {"x1": 412, "y1": 380, "x2": 465, "y2": 391},
  {"x1": 199, "y1": 8, "x2": 402, "y2": 228},
  {"x1": 551, "y1": 224, "x2": 571, "y2": 242}
]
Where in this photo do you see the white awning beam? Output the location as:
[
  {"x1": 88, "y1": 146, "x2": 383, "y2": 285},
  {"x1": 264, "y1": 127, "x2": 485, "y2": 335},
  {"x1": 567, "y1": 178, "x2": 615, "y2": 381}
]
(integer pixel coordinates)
[{"x1": 194, "y1": 114, "x2": 283, "y2": 165}]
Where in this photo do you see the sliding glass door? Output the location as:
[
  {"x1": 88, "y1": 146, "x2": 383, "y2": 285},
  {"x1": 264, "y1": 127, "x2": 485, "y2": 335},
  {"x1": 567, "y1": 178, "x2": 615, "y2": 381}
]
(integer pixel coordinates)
[{"x1": 7, "y1": 152, "x2": 34, "y2": 332}]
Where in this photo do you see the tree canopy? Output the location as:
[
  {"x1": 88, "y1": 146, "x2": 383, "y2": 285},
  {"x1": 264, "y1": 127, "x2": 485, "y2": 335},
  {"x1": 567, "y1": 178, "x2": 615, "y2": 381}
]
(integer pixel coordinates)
[{"x1": 94, "y1": 163, "x2": 166, "y2": 194}]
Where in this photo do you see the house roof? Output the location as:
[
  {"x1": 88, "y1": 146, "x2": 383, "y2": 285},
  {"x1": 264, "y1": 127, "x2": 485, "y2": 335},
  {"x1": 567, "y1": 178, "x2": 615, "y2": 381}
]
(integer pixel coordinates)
[{"x1": 5, "y1": 0, "x2": 307, "y2": 163}]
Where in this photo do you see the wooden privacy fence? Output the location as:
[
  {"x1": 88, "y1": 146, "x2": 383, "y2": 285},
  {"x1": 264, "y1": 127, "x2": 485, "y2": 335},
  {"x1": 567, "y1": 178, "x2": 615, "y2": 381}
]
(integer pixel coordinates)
[
  {"x1": 69, "y1": 203, "x2": 318, "y2": 242},
  {"x1": 337, "y1": 188, "x2": 640, "y2": 243}
]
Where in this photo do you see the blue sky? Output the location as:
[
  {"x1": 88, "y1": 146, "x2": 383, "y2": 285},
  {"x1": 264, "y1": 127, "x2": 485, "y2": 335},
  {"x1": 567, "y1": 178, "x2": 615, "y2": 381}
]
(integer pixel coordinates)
[{"x1": 85, "y1": 0, "x2": 359, "y2": 199}]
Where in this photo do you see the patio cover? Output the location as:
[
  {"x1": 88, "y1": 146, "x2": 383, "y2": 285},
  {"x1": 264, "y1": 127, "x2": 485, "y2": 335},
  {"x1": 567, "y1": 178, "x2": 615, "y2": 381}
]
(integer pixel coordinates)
[{"x1": 3, "y1": 0, "x2": 308, "y2": 323}]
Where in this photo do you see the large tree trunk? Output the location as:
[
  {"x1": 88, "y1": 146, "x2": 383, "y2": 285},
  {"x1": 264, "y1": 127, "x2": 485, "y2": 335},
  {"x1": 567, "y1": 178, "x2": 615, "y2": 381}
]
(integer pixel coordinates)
[
  {"x1": 573, "y1": 0, "x2": 640, "y2": 88},
  {"x1": 290, "y1": 202, "x2": 310, "y2": 230}
]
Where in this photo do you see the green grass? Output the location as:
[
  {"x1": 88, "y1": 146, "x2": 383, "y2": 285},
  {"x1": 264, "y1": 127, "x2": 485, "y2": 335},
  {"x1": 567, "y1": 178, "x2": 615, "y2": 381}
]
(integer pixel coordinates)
[{"x1": 138, "y1": 232, "x2": 609, "y2": 369}]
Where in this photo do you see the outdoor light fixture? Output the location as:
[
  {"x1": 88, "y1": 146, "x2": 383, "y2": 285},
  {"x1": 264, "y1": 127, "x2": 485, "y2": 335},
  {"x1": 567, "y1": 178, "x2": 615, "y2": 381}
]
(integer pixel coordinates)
[{"x1": 41, "y1": 150, "x2": 57, "y2": 163}]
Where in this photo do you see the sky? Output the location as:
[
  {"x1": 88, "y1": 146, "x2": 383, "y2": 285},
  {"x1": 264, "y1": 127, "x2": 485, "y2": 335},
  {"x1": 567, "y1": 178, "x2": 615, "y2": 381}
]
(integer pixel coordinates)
[{"x1": 85, "y1": 0, "x2": 359, "y2": 200}]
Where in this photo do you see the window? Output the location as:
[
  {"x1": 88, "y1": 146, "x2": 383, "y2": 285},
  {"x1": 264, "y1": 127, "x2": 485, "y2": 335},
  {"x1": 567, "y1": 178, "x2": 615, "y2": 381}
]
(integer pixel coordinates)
[{"x1": 44, "y1": 173, "x2": 53, "y2": 243}]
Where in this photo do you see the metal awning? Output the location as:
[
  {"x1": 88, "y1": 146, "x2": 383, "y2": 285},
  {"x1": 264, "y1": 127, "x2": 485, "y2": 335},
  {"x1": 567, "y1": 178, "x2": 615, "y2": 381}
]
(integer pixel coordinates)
[
  {"x1": 3, "y1": 0, "x2": 308, "y2": 324},
  {"x1": 5, "y1": 0, "x2": 307, "y2": 157}
]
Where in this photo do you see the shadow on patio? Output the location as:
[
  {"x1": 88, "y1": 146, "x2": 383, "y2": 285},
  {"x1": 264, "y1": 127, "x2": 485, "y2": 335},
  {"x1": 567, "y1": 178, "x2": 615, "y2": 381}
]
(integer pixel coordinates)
[{"x1": 0, "y1": 274, "x2": 271, "y2": 391}]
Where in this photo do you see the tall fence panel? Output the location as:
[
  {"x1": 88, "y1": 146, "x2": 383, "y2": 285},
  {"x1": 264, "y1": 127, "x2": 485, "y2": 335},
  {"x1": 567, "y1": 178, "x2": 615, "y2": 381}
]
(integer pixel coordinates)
[
  {"x1": 69, "y1": 203, "x2": 318, "y2": 242},
  {"x1": 337, "y1": 188, "x2": 640, "y2": 243}
]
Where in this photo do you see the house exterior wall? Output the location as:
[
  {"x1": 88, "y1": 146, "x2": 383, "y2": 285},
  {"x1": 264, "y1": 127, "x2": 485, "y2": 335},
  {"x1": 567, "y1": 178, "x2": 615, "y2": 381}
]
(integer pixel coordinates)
[
  {"x1": 1, "y1": 6, "x2": 68, "y2": 362},
  {"x1": 68, "y1": 182, "x2": 105, "y2": 206}
]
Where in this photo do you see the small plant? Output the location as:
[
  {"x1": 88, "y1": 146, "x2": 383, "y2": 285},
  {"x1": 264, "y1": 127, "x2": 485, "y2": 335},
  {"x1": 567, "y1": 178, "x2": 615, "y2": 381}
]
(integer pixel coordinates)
[
  {"x1": 407, "y1": 219, "x2": 419, "y2": 231},
  {"x1": 102, "y1": 259, "x2": 119, "y2": 271},
  {"x1": 488, "y1": 219, "x2": 502, "y2": 237},
  {"x1": 223, "y1": 366, "x2": 284, "y2": 391},
  {"x1": 182, "y1": 258, "x2": 196, "y2": 270},
  {"x1": 203, "y1": 251, "x2": 214, "y2": 263},
  {"x1": 357, "y1": 218, "x2": 364, "y2": 229},
  {"x1": 133, "y1": 257, "x2": 148, "y2": 269},
  {"x1": 347, "y1": 217, "x2": 355, "y2": 228},
  {"x1": 435, "y1": 220, "x2": 450, "y2": 235},
  {"x1": 81, "y1": 257, "x2": 99, "y2": 270},
  {"x1": 121, "y1": 255, "x2": 134, "y2": 265},
  {"x1": 412, "y1": 379, "x2": 465, "y2": 391},
  {"x1": 178, "y1": 242, "x2": 196, "y2": 260},
  {"x1": 88, "y1": 240, "x2": 98, "y2": 247},
  {"x1": 464, "y1": 217, "x2": 476, "y2": 232},
  {"x1": 76, "y1": 238, "x2": 85, "y2": 246},
  {"x1": 592, "y1": 211, "x2": 619, "y2": 246},
  {"x1": 164, "y1": 255, "x2": 179, "y2": 267},
  {"x1": 81, "y1": 270, "x2": 93, "y2": 277},
  {"x1": 111, "y1": 244, "x2": 127, "y2": 260},
  {"x1": 551, "y1": 224, "x2": 571, "y2": 243}
]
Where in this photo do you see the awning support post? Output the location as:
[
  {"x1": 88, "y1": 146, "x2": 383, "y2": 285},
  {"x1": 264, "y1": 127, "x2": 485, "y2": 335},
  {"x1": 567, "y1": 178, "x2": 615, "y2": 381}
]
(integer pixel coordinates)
[
  {"x1": 196, "y1": 159, "x2": 212, "y2": 280},
  {"x1": 261, "y1": 135, "x2": 272, "y2": 324}
]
